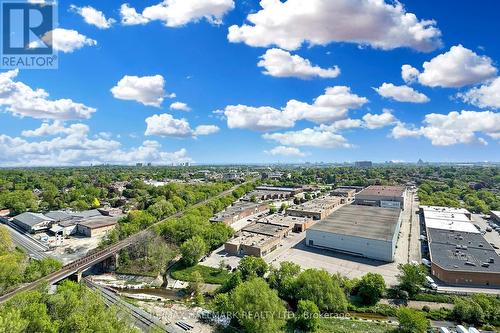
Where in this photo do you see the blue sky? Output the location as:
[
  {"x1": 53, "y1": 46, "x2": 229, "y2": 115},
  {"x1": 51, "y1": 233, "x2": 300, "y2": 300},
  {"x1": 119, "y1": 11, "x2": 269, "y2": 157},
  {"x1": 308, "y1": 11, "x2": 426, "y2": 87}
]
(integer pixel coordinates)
[{"x1": 1, "y1": 0, "x2": 499, "y2": 166}]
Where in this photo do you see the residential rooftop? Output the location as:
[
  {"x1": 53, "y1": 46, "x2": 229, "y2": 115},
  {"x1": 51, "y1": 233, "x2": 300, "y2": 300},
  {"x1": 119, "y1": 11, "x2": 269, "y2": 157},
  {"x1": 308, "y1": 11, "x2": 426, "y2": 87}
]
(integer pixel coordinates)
[{"x1": 309, "y1": 205, "x2": 401, "y2": 241}]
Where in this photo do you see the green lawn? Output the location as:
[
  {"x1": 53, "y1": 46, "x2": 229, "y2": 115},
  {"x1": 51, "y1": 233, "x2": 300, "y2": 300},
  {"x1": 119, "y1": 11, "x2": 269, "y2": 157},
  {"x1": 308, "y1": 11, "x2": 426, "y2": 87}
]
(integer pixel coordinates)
[
  {"x1": 171, "y1": 263, "x2": 232, "y2": 284},
  {"x1": 317, "y1": 318, "x2": 396, "y2": 333}
]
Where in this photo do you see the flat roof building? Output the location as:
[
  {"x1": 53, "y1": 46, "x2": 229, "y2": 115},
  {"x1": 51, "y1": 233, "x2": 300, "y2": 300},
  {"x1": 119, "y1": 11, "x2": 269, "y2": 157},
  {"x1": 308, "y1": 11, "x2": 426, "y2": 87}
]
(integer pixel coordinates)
[
  {"x1": 210, "y1": 202, "x2": 269, "y2": 226},
  {"x1": 76, "y1": 217, "x2": 118, "y2": 237},
  {"x1": 427, "y1": 228, "x2": 500, "y2": 286},
  {"x1": 286, "y1": 196, "x2": 342, "y2": 220},
  {"x1": 354, "y1": 185, "x2": 406, "y2": 209},
  {"x1": 224, "y1": 232, "x2": 281, "y2": 257},
  {"x1": 306, "y1": 205, "x2": 402, "y2": 262}
]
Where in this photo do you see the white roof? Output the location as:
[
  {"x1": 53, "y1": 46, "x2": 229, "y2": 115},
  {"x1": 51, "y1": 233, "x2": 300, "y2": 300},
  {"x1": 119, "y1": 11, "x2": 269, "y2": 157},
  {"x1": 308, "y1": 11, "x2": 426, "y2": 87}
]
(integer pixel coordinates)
[
  {"x1": 425, "y1": 218, "x2": 479, "y2": 234},
  {"x1": 423, "y1": 210, "x2": 471, "y2": 223},
  {"x1": 420, "y1": 205, "x2": 470, "y2": 215}
]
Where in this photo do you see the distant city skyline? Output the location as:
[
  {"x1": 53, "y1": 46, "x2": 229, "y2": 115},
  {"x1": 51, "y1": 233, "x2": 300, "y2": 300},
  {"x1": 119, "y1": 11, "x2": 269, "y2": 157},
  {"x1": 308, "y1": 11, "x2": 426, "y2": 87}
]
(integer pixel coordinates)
[{"x1": 0, "y1": 0, "x2": 499, "y2": 166}]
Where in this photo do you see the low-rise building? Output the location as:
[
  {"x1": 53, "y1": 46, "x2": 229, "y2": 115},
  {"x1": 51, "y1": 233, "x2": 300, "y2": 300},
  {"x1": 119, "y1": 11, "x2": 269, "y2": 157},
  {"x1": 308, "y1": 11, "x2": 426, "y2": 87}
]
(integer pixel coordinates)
[
  {"x1": 12, "y1": 212, "x2": 54, "y2": 233},
  {"x1": 224, "y1": 232, "x2": 281, "y2": 257},
  {"x1": 354, "y1": 185, "x2": 406, "y2": 209},
  {"x1": 330, "y1": 188, "x2": 356, "y2": 203},
  {"x1": 355, "y1": 161, "x2": 373, "y2": 167},
  {"x1": 286, "y1": 196, "x2": 342, "y2": 220},
  {"x1": 256, "y1": 214, "x2": 314, "y2": 233},
  {"x1": 76, "y1": 218, "x2": 117, "y2": 237},
  {"x1": 305, "y1": 205, "x2": 402, "y2": 262},
  {"x1": 210, "y1": 202, "x2": 269, "y2": 226},
  {"x1": 427, "y1": 228, "x2": 500, "y2": 286}
]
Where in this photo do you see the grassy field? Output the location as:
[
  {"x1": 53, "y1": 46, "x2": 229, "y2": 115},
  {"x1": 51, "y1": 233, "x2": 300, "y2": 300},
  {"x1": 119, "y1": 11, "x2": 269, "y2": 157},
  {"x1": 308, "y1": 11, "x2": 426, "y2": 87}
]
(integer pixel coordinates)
[
  {"x1": 171, "y1": 263, "x2": 232, "y2": 284},
  {"x1": 317, "y1": 318, "x2": 396, "y2": 333}
]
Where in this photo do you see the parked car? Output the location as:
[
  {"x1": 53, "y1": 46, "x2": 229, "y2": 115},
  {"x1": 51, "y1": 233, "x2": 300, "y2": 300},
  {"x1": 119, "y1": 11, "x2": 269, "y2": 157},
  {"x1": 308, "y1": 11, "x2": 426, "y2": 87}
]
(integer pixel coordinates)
[
  {"x1": 422, "y1": 258, "x2": 431, "y2": 267},
  {"x1": 486, "y1": 226, "x2": 493, "y2": 232}
]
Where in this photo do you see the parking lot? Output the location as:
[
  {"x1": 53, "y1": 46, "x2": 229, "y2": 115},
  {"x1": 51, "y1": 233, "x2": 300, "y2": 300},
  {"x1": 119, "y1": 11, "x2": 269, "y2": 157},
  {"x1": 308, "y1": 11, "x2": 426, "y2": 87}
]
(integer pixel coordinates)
[
  {"x1": 471, "y1": 214, "x2": 500, "y2": 253},
  {"x1": 201, "y1": 191, "x2": 420, "y2": 287}
]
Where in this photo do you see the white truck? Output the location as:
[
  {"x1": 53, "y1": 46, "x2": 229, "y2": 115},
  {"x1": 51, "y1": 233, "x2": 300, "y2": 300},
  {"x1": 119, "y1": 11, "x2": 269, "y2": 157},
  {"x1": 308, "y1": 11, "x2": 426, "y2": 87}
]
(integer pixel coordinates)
[
  {"x1": 425, "y1": 276, "x2": 438, "y2": 290},
  {"x1": 456, "y1": 325, "x2": 469, "y2": 333}
]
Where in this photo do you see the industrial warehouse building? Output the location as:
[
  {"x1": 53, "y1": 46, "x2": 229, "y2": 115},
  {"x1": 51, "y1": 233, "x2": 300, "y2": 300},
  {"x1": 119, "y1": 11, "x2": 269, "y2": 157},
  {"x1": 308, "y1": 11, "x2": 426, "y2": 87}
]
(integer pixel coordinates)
[
  {"x1": 286, "y1": 196, "x2": 342, "y2": 220},
  {"x1": 306, "y1": 205, "x2": 402, "y2": 262},
  {"x1": 354, "y1": 185, "x2": 406, "y2": 209},
  {"x1": 210, "y1": 202, "x2": 269, "y2": 226},
  {"x1": 427, "y1": 228, "x2": 500, "y2": 286},
  {"x1": 76, "y1": 218, "x2": 118, "y2": 237},
  {"x1": 224, "y1": 214, "x2": 314, "y2": 257},
  {"x1": 330, "y1": 188, "x2": 356, "y2": 203},
  {"x1": 421, "y1": 206, "x2": 500, "y2": 286}
]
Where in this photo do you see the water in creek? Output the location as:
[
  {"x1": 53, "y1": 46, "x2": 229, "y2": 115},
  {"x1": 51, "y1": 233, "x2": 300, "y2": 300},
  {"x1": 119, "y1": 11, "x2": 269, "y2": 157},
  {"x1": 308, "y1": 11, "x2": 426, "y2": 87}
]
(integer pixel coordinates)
[{"x1": 116, "y1": 287, "x2": 185, "y2": 300}]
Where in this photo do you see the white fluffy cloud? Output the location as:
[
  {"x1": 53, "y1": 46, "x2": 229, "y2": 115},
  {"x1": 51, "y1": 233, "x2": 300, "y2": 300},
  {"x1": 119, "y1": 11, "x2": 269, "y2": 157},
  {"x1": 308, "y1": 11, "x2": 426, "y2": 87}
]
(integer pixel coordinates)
[
  {"x1": 145, "y1": 113, "x2": 219, "y2": 138},
  {"x1": 401, "y1": 64, "x2": 420, "y2": 84},
  {"x1": 258, "y1": 48, "x2": 340, "y2": 79},
  {"x1": 70, "y1": 5, "x2": 116, "y2": 29},
  {"x1": 193, "y1": 125, "x2": 220, "y2": 136},
  {"x1": 263, "y1": 128, "x2": 352, "y2": 148},
  {"x1": 362, "y1": 109, "x2": 398, "y2": 129},
  {"x1": 0, "y1": 70, "x2": 96, "y2": 120},
  {"x1": 0, "y1": 123, "x2": 192, "y2": 166},
  {"x1": 120, "y1": 0, "x2": 234, "y2": 27},
  {"x1": 170, "y1": 102, "x2": 191, "y2": 111},
  {"x1": 374, "y1": 83, "x2": 429, "y2": 103},
  {"x1": 111, "y1": 75, "x2": 166, "y2": 107},
  {"x1": 459, "y1": 77, "x2": 500, "y2": 109},
  {"x1": 218, "y1": 86, "x2": 368, "y2": 131},
  {"x1": 391, "y1": 110, "x2": 500, "y2": 145},
  {"x1": 402, "y1": 45, "x2": 497, "y2": 88},
  {"x1": 41, "y1": 28, "x2": 97, "y2": 53},
  {"x1": 228, "y1": 0, "x2": 441, "y2": 51},
  {"x1": 265, "y1": 146, "x2": 307, "y2": 157}
]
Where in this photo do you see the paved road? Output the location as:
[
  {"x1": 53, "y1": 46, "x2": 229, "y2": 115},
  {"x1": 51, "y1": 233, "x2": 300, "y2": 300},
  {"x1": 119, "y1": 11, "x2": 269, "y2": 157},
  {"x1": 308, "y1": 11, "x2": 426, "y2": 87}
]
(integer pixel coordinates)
[
  {"x1": 0, "y1": 180, "x2": 253, "y2": 304},
  {"x1": 4, "y1": 223, "x2": 49, "y2": 260}
]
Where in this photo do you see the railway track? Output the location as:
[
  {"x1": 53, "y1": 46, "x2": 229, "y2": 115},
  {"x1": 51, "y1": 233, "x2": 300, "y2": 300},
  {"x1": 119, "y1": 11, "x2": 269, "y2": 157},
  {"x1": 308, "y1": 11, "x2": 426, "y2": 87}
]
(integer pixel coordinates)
[
  {"x1": 84, "y1": 279, "x2": 174, "y2": 332},
  {"x1": 0, "y1": 180, "x2": 254, "y2": 304}
]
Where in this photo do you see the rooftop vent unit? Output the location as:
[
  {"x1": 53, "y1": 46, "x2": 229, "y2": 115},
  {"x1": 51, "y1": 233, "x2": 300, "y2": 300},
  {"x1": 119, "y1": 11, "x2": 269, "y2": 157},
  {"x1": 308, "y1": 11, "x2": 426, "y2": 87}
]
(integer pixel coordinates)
[
  {"x1": 489, "y1": 258, "x2": 495, "y2": 263},
  {"x1": 481, "y1": 263, "x2": 490, "y2": 268},
  {"x1": 465, "y1": 261, "x2": 476, "y2": 266}
]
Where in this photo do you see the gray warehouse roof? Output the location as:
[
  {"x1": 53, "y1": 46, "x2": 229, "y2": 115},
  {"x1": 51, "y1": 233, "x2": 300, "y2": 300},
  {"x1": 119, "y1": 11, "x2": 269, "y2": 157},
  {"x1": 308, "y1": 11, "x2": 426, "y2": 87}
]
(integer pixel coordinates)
[
  {"x1": 427, "y1": 228, "x2": 500, "y2": 273},
  {"x1": 13, "y1": 212, "x2": 53, "y2": 227},
  {"x1": 308, "y1": 205, "x2": 401, "y2": 241},
  {"x1": 356, "y1": 185, "x2": 405, "y2": 198}
]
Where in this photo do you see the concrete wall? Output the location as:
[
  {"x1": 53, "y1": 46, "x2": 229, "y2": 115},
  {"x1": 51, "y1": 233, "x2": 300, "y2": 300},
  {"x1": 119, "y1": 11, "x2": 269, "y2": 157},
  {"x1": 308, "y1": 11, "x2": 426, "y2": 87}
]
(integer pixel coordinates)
[{"x1": 305, "y1": 229, "x2": 394, "y2": 262}]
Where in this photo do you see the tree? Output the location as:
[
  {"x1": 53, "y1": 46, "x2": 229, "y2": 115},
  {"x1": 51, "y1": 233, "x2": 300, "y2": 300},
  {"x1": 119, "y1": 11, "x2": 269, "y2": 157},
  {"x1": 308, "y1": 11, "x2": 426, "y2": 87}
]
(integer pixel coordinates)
[
  {"x1": 219, "y1": 270, "x2": 242, "y2": 293},
  {"x1": 294, "y1": 269, "x2": 348, "y2": 313},
  {"x1": 0, "y1": 308, "x2": 28, "y2": 333},
  {"x1": 91, "y1": 198, "x2": 101, "y2": 208},
  {"x1": 397, "y1": 263, "x2": 426, "y2": 297},
  {"x1": 295, "y1": 300, "x2": 320, "y2": 332},
  {"x1": 357, "y1": 272, "x2": 386, "y2": 305},
  {"x1": 397, "y1": 307, "x2": 429, "y2": 333},
  {"x1": 188, "y1": 271, "x2": 204, "y2": 305},
  {"x1": 452, "y1": 299, "x2": 484, "y2": 324},
  {"x1": 180, "y1": 236, "x2": 207, "y2": 266},
  {"x1": 0, "y1": 226, "x2": 13, "y2": 255},
  {"x1": 230, "y1": 278, "x2": 286, "y2": 333},
  {"x1": 238, "y1": 256, "x2": 268, "y2": 280},
  {"x1": 268, "y1": 261, "x2": 301, "y2": 300}
]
